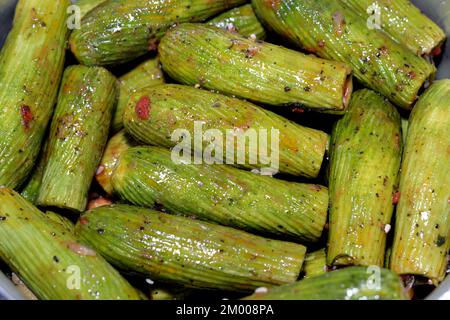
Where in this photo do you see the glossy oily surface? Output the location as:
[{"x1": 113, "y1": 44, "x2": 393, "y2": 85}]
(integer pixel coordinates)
[
  {"x1": 391, "y1": 80, "x2": 450, "y2": 283},
  {"x1": 69, "y1": 0, "x2": 247, "y2": 65},
  {"x1": 123, "y1": 84, "x2": 329, "y2": 178},
  {"x1": 111, "y1": 146, "x2": 329, "y2": 242},
  {"x1": 0, "y1": 0, "x2": 70, "y2": 188},
  {"x1": 328, "y1": 89, "x2": 402, "y2": 267},
  {"x1": 244, "y1": 266, "x2": 407, "y2": 300},
  {"x1": 159, "y1": 23, "x2": 353, "y2": 112},
  {"x1": 0, "y1": 188, "x2": 141, "y2": 300},
  {"x1": 37, "y1": 65, "x2": 117, "y2": 212},
  {"x1": 251, "y1": 0, "x2": 436, "y2": 109},
  {"x1": 75, "y1": 204, "x2": 306, "y2": 291}
]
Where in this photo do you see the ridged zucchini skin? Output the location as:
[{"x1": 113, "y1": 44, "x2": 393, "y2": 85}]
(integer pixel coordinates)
[
  {"x1": 69, "y1": 0, "x2": 246, "y2": 66},
  {"x1": 244, "y1": 266, "x2": 407, "y2": 300},
  {"x1": 20, "y1": 140, "x2": 49, "y2": 204},
  {"x1": 37, "y1": 65, "x2": 117, "y2": 212},
  {"x1": 159, "y1": 23, "x2": 353, "y2": 113},
  {"x1": 75, "y1": 204, "x2": 306, "y2": 291},
  {"x1": 251, "y1": 0, "x2": 435, "y2": 109},
  {"x1": 303, "y1": 249, "x2": 327, "y2": 279},
  {"x1": 96, "y1": 130, "x2": 138, "y2": 195},
  {"x1": 339, "y1": 0, "x2": 446, "y2": 56},
  {"x1": 123, "y1": 84, "x2": 329, "y2": 178},
  {"x1": 327, "y1": 90, "x2": 402, "y2": 267},
  {"x1": 390, "y1": 80, "x2": 450, "y2": 283},
  {"x1": 77, "y1": 0, "x2": 106, "y2": 18},
  {"x1": 0, "y1": 0, "x2": 70, "y2": 189},
  {"x1": 112, "y1": 57, "x2": 164, "y2": 132},
  {"x1": 207, "y1": 4, "x2": 266, "y2": 39},
  {"x1": 44, "y1": 211, "x2": 75, "y2": 234},
  {"x1": 111, "y1": 146, "x2": 328, "y2": 242},
  {"x1": 0, "y1": 188, "x2": 141, "y2": 300}
]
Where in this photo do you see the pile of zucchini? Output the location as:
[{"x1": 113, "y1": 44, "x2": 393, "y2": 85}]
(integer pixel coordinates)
[{"x1": 0, "y1": 0, "x2": 448, "y2": 300}]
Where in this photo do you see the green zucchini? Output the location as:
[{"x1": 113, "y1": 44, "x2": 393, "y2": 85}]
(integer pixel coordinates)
[
  {"x1": 159, "y1": 23, "x2": 353, "y2": 113},
  {"x1": 112, "y1": 57, "x2": 164, "y2": 132},
  {"x1": 0, "y1": 0, "x2": 70, "y2": 189},
  {"x1": 44, "y1": 211, "x2": 75, "y2": 234},
  {"x1": 111, "y1": 146, "x2": 328, "y2": 242},
  {"x1": 207, "y1": 4, "x2": 266, "y2": 39},
  {"x1": 123, "y1": 84, "x2": 329, "y2": 178},
  {"x1": 0, "y1": 188, "x2": 141, "y2": 300},
  {"x1": 303, "y1": 249, "x2": 327, "y2": 279},
  {"x1": 251, "y1": 0, "x2": 436, "y2": 109},
  {"x1": 327, "y1": 89, "x2": 402, "y2": 267},
  {"x1": 75, "y1": 204, "x2": 306, "y2": 291},
  {"x1": 244, "y1": 266, "x2": 407, "y2": 300},
  {"x1": 339, "y1": 0, "x2": 446, "y2": 56},
  {"x1": 37, "y1": 65, "x2": 117, "y2": 212},
  {"x1": 20, "y1": 140, "x2": 49, "y2": 204},
  {"x1": 77, "y1": 0, "x2": 106, "y2": 18},
  {"x1": 401, "y1": 117, "x2": 409, "y2": 146},
  {"x1": 390, "y1": 80, "x2": 450, "y2": 284},
  {"x1": 69, "y1": 0, "x2": 246, "y2": 66},
  {"x1": 96, "y1": 130, "x2": 138, "y2": 195}
]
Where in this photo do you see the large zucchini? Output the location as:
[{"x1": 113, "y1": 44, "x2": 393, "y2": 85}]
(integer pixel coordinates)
[
  {"x1": 0, "y1": 188, "x2": 141, "y2": 300},
  {"x1": 37, "y1": 65, "x2": 117, "y2": 212},
  {"x1": 327, "y1": 89, "x2": 402, "y2": 266},
  {"x1": 251, "y1": 0, "x2": 435, "y2": 109},
  {"x1": 159, "y1": 23, "x2": 353, "y2": 113},
  {"x1": 111, "y1": 146, "x2": 328, "y2": 242},
  {"x1": 0, "y1": 0, "x2": 70, "y2": 188},
  {"x1": 390, "y1": 80, "x2": 450, "y2": 284},
  {"x1": 75, "y1": 204, "x2": 306, "y2": 292},
  {"x1": 123, "y1": 84, "x2": 329, "y2": 178},
  {"x1": 339, "y1": 0, "x2": 446, "y2": 56},
  {"x1": 69, "y1": 0, "x2": 246, "y2": 65},
  {"x1": 244, "y1": 266, "x2": 406, "y2": 300}
]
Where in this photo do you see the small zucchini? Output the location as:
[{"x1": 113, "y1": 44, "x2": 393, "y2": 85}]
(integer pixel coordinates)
[
  {"x1": 159, "y1": 23, "x2": 353, "y2": 113},
  {"x1": 37, "y1": 65, "x2": 117, "y2": 212},
  {"x1": 112, "y1": 57, "x2": 164, "y2": 132},
  {"x1": 339, "y1": 0, "x2": 446, "y2": 57},
  {"x1": 123, "y1": 84, "x2": 329, "y2": 178},
  {"x1": 303, "y1": 249, "x2": 327, "y2": 279},
  {"x1": 111, "y1": 146, "x2": 328, "y2": 242},
  {"x1": 390, "y1": 80, "x2": 450, "y2": 284},
  {"x1": 251, "y1": 0, "x2": 436, "y2": 109},
  {"x1": 327, "y1": 89, "x2": 402, "y2": 267},
  {"x1": 0, "y1": 188, "x2": 141, "y2": 300},
  {"x1": 0, "y1": 0, "x2": 70, "y2": 189},
  {"x1": 96, "y1": 130, "x2": 138, "y2": 195},
  {"x1": 69, "y1": 0, "x2": 247, "y2": 65},
  {"x1": 75, "y1": 204, "x2": 306, "y2": 292},
  {"x1": 244, "y1": 266, "x2": 407, "y2": 300},
  {"x1": 207, "y1": 4, "x2": 266, "y2": 39}
]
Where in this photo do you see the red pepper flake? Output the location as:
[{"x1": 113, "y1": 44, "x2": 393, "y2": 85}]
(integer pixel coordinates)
[
  {"x1": 264, "y1": 0, "x2": 281, "y2": 9},
  {"x1": 245, "y1": 47, "x2": 259, "y2": 58},
  {"x1": 392, "y1": 191, "x2": 401, "y2": 204},
  {"x1": 135, "y1": 96, "x2": 151, "y2": 120},
  {"x1": 407, "y1": 71, "x2": 416, "y2": 79},
  {"x1": 20, "y1": 105, "x2": 33, "y2": 129},
  {"x1": 317, "y1": 40, "x2": 325, "y2": 48},
  {"x1": 292, "y1": 107, "x2": 305, "y2": 113},
  {"x1": 431, "y1": 46, "x2": 442, "y2": 57},
  {"x1": 79, "y1": 217, "x2": 89, "y2": 225}
]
